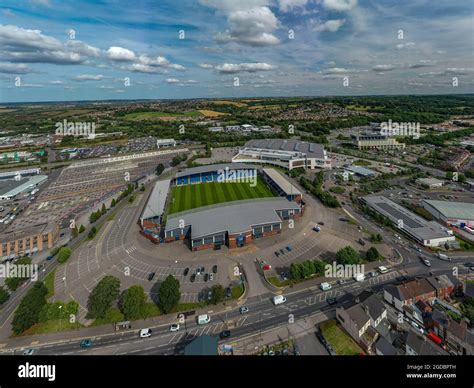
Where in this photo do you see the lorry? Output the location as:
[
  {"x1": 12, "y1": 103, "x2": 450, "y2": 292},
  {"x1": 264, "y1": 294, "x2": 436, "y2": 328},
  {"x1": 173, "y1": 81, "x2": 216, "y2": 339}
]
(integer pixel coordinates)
[
  {"x1": 320, "y1": 282, "x2": 332, "y2": 291},
  {"x1": 197, "y1": 314, "x2": 211, "y2": 325},
  {"x1": 272, "y1": 295, "x2": 287, "y2": 305},
  {"x1": 354, "y1": 273, "x2": 365, "y2": 282}
]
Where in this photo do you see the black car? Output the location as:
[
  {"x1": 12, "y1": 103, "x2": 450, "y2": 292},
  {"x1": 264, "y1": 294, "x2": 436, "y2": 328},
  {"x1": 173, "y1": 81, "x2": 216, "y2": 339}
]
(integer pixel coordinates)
[
  {"x1": 212, "y1": 265, "x2": 218, "y2": 274},
  {"x1": 225, "y1": 287, "x2": 232, "y2": 298},
  {"x1": 148, "y1": 272, "x2": 155, "y2": 281},
  {"x1": 318, "y1": 221, "x2": 325, "y2": 226},
  {"x1": 204, "y1": 273, "x2": 209, "y2": 282},
  {"x1": 190, "y1": 274, "x2": 196, "y2": 282},
  {"x1": 183, "y1": 268, "x2": 189, "y2": 276},
  {"x1": 220, "y1": 330, "x2": 231, "y2": 339},
  {"x1": 275, "y1": 251, "x2": 280, "y2": 257},
  {"x1": 279, "y1": 249, "x2": 285, "y2": 255},
  {"x1": 327, "y1": 297, "x2": 337, "y2": 306}
]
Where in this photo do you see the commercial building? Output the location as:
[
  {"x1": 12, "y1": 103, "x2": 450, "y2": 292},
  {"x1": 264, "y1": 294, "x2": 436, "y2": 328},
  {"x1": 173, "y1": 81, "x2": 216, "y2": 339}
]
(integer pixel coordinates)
[
  {"x1": 422, "y1": 200, "x2": 474, "y2": 228},
  {"x1": 0, "y1": 168, "x2": 41, "y2": 180},
  {"x1": 344, "y1": 165, "x2": 377, "y2": 178},
  {"x1": 360, "y1": 196, "x2": 455, "y2": 247},
  {"x1": 164, "y1": 197, "x2": 301, "y2": 251},
  {"x1": 0, "y1": 175, "x2": 48, "y2": 200},
  {"x1": 232, "y1": 139, "x2": 331, "y2": 170},
  {"x1": 262, "y1": 168, "x2": 302, "y2": 202},
  {"x1": 156, "y1": 138, "x2": 177, "y2": 148},
  {"x1": 175, "y1": 163, "x2": 256, "y2": 186},
  {"x1": 352, "y1": 134, "x2": 405, "y2": 150},
  {"x1": 139, "y1": 179, "x2": 170, "y2": 231},
  {"x1": 416, "y1": 177, "x2": 444, "y2": 189}
]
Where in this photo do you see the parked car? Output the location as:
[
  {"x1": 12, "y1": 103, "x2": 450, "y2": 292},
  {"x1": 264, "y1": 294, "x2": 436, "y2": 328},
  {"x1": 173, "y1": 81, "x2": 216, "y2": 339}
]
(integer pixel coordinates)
[
  {"x1": 313, "y1": 226, "x2": 321, "y2": 232},
  {"x1": 225, "y1": 287, "x2": 232, "y2": 298},
  {"x1": 220, "y1": 330, "x2": 231, "y2": 339},
  {"x1": 275, "y1": 251, "x2": 280, "y2": 257},
  {"x1": 279, "y1": 249, "x2": 286, "y2": 255},
  {"x1": 212, "y1": 265, "x2": 217, "y2": 273},
  {"x1": 190, "y1": 274, "x2": 196, "y2": 282},
  {"x1": 22, "y1": 348, "x2": 35, "y2": 356},
  {"x1": 280, "y1": 272, "x2": 288, "y2": 281},
  {"x1": 148, "y1": 272, "x2": 155, "y2": 281},
  {"x1": 204, "y1": 273, "x2": 209, "y2": 282},
  {"x1": 239, "y1": 306, "x2": 249, "y2": 314},
  {"x1": 183, "y1": 268, "x2": 189, "y2": 276},
  {"x1": 169, "y1": 324, "x2": 180, "y2": 332},
  {"x1": 286, "y1": 245, "x2": 292, "y2": 252},
  {"x1": 139, "y1": 328, "x2": 152, "y2": 338},
  {"x1": 209, "y1": 273, "x2": 214, "y2": 281},
  {"x1": 419, "y1": 256, "x2": 431, "y2": 267},
  {"x1": 318, "y1": 221, "x2": 325, "y2": 226},
  {"x1": 80, "y1": 339, "x2": 93, "y2": 348},
  {"x1": 327, "y1": 297, "x2": 337, "y2": 306}
]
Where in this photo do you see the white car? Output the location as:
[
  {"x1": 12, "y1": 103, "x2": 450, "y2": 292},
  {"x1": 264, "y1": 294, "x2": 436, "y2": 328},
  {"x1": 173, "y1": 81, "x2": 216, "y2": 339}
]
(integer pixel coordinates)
[
  {"x1": 169, "y1": 324, "x2": 180, "y2": 332},
  {"x1": 209, "y1": 273, "x2": 214, "y2": 281},
  {"x1": 139, "y1": 328, "x2": 152, "y2": 338}
]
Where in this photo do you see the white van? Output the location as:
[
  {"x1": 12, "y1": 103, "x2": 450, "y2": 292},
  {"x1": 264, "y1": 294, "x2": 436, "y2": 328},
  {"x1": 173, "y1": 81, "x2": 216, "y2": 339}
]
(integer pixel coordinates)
[
  {"x1": 197, "y1": 314, "x2": 211, "y2": 325},
  {"x1": 354, "y1": 273, "x2": 365, "y2": 282},
  {"x1": 377, "y1": 266, "x2": 389, "y2": 274},
  {"x1": 320, "y1": 282, "x2": 331, "y2": 291},
  {"x1": 272, "y1": 295, "x2": 287, "y2": 305}
]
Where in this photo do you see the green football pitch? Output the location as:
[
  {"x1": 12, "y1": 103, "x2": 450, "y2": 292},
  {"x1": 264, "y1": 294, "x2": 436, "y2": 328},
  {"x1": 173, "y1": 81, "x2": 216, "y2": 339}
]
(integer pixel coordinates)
[{"x1": 167, "y1": 178, "x2": 276, "y2": 214}]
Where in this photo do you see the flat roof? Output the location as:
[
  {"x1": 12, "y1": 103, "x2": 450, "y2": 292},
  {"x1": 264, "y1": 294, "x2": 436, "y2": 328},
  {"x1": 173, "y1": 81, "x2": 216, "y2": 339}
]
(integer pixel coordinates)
[
  {"x1": 416, "y1": 177, "x2": 444, "y2": 185},
  {"x1": 141, "y1": 179, "x2": 171, "y2": 220},
  {"x1": 0, "y1": 175, "x2": 47, "y2": 197},
  {"x1": 165, "y1": 197, "x2": 300, "y2": 239},
  {"x1": 263, "y1": 168, "x2": 301, "y2": 196},
  {"x1": 175, "y1": 163, "x2": 256, "y2": 179},
  {"x1": 423, "y1": 199, "x2": 474, "y2": 220},
  {"x1": 244, "y1": 139, "x2": 326, "y2": 159},
  {"x1": 345, "y1": 166, "x2": 377, "y2": 176},
  {"x1": 362, "y1": 196, "x2": 453, "y2": 242}
]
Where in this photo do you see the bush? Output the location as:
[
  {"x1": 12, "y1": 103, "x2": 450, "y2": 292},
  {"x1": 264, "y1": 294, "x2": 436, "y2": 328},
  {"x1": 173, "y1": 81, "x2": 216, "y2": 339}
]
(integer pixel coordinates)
[
  {"x1": 210, "y1": 284, "x2": 225, "y2": 305},
  {"x1": 57, "y1": 247, "x2": 72, "y2": 264}
]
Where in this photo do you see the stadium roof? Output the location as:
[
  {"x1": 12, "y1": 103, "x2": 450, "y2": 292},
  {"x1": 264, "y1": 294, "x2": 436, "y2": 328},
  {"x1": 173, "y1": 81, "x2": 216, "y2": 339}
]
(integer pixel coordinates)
[
  {"x1": 423, "y1": 200, "x2": 474, "y2": 220},
  {"x1": 165, "y1": 197, "x2": 300, "y2": 239},
  {"x1": 263, "y1": 168, "x2": 301, "y2": 196},
  {"x1": 175, "y1": 163, "x2": 256, "y2": 178},
  {"x1": 362, "y1": 196, "x2": 453, "y2": 242},
  {"x1": 345, "y1": 166, "x2": 377, "y2": 177},
  {"x1": 244, "y1": 139, "x2": 326, "y2": 159},
  {"x1": 141, "y1": 179, "x2": 170, "y2": 220}
]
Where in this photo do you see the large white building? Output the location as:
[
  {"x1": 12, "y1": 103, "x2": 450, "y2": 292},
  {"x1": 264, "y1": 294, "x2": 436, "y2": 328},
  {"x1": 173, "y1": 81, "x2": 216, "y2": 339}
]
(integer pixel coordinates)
[
  {"x1": 232, "y1": 139, "x2": 331, "y2": 170},
  {"x1": 422, "y1": 200, "x2": 474, "y2": 228}
]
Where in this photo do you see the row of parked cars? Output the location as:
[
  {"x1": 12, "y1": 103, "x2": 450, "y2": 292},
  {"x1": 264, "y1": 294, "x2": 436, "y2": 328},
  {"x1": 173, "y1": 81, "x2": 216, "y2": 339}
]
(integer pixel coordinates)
[{"x1": 274, "y1": 245, "x2": 292, "y2": 257}]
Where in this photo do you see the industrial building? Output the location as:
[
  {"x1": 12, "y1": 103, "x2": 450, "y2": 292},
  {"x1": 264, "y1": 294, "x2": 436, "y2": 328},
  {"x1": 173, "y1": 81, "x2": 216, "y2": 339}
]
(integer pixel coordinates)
[
  {"x1": 360, "y1": 196, "x2": 455, "y2": 247},
  {"x1": 139, "y1": 179, "x2": 171, "y2": 230},
  {"x1": 156, "y1": 138, "x2": 177, "y2": 148},
  {"x1": 0, "y1": 168, "x2": 41, "y2": 180},
  {"x1": 232, "y1": 139, "x2": 331, "y2": 171},
  {"x1": 352, "y1": 134, "x2": 406, "y2": 150},
  {"x1": 175, "y1": 163, "x2": 256, "y2": 186},
  {"x1": 416, "y1": 177, "x2": 444, "y2": 189},
  {"x1": 164, "y1": 197, "x2": 302, "y2": 251},
  {"x1": 0, "y1": 175, "x2": 48, "y2": 200},
  {"x1": 262, "y1": 168, "x2": 302, "y2": 202},
  {"x1": 344, "y1": 165, "x2": 377, "y2": 178},
  {"x1": 422, "y1": 200, "x2": 474, "y2": 228}
]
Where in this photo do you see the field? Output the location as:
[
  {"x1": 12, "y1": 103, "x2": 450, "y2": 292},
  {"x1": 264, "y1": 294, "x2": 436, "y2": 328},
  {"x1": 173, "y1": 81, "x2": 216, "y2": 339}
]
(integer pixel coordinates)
[
  {"x1": 124, "y1": 111, "x2": 202, "y2": 120},
  {"x1": 167, "y1": 177, "x2": 275, "y2": 214},
  {"x1": 319, "y1": 320, "x2": 364, "y2": 355},
  {"x1": 197, "y1": 109, "x2": 229, "y2": 117}
]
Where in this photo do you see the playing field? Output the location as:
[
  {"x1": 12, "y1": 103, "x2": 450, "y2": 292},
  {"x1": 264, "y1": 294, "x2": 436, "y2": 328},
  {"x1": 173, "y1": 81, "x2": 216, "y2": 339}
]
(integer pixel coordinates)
[{"x1": 167, "y1": 178, "x2": 276, "y2": 214}]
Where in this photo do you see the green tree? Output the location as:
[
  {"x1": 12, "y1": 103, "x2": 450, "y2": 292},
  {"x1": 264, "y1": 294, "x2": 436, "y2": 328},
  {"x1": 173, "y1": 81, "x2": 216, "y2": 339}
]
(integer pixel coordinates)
[
  {"x1": 156, "y1": 163, "x2": 165, "y2": 176},
  {"x1": 79, "y1": 224, "x2": 86, "y2": 233},
  {"x1": 119, "y1": 285, "x2": 147, "y2": 320},
  {"x1": 101, "y1": 203, "x2": 107, "y2": 215},
  {"x1": 57, "y1": 247, "x2": 72, "y2": 263},
  {"x1": 86, "y1": 276, "x2": 121, "y2": 319},
  {"x1": 336, "y1": 246, "x2": 361, "y2": 265},
  {"x1": 209, "y1": 284, "x2": 225, "y2": 305},
  {"x1": 104, "y1": 307, "x2": 124, "y2": 323},
  {"x1": 12, "y1": 282, "x2": 48, "y2": 334},
  {"x1": 366, "y1": 247, "x2": 381, "y2": 262},
  {"x1": 111, "y1": 198, "x2": 116, "y2": 207},
  {"x1": 0, "y1": 286, "x2": 9, "y2": 305},
  {"x1": 71, "y1": 226, "x2": 78, "y2": 238},
  {"x1": 158, "y1": 275, "x2": 181, "y2": 313}
]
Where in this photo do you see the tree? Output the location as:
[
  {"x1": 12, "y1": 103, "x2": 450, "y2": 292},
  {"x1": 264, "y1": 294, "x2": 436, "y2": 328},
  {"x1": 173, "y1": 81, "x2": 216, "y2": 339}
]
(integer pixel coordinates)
[
  {"x1": 86, "y1": 276, "x2": 121, "y2": 319},
  {"x1": 156, "y1": 163, "x2": 165, "y2": 176},
  {"x1": 119, "y1": 285, "x2": 147, "y2": 320},
  {"x1": 57, "y1": 247, "x2": 72, "y2": 263},
  {"x1": 209, "y1": 284, "x2": 225, "y2": 305},
  {"x1": 104, "y1": 307, "x2": 124, "y2": 323},
  {"x1": 111, "y1": 198, "x2": 116, "y2": 207},
  {"x1": 158, "y1": 275, "x2": 181, "y2": 313},
  {"x1": 336, "y1": 246, "x2": 361, "y2": 265},
  {"x1": 79, "y1": 224, "x2": 86, "y2": 234},
  {"x1": 101, "y1": 203, "x2": 107, "y2": 215},
  {"x1": 12, "y1": 282, "x2": 48, "y2": 334},
  {"x1": 366, "y1": 247, "x2": 381, "y2": 262},
  {"x1": 71, "y1": 226, "x2": 78, "y2": 238},
  {"x1": 0, "y1": 286, "x2": 9, "y2": 305}
]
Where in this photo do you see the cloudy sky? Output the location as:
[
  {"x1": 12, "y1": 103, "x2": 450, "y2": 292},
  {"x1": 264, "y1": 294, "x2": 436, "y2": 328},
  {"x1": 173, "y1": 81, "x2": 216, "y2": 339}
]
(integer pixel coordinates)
[{"x1": 0, "y1": 0, "x2": 472, "y2": 102}]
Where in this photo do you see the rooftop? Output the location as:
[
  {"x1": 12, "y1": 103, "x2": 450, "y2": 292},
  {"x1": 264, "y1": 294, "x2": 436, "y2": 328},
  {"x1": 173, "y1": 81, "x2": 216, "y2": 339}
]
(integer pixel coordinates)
[
  {"x1": 140, "y1": 179, "x2": 170, "y2": 221},
  {"x1": 416, "y1": 177, "x2": 444, "y2": 186},
  {"x1": 423, "y1": 199, "x2": 474, "y2": 221},
  {"x1": 243, "y1": 139, "x2": 326, "y2": 159},
  {"x1": 175, "y1": 163, "x2": 255, "y2": 179},
  {"x1": 262, "y1": 168, "x2": 301, "y2": 196},
  {"x1": 0, "y1": 175, "x2": 47, "y2": 197},
  {"x1": 345, "y1": 165, "x2": 377, "y2": 176}
]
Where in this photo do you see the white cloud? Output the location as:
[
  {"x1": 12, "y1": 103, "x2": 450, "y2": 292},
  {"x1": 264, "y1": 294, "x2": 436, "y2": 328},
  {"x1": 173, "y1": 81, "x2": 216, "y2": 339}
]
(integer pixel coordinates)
[
  {"x1": 322, "y1": 0, "x2": 357, "y2": 11},
  {"x1": 372, "y1": 64, "x2": 395, "y2": 72},
  {"x1": 279, "y1": 0, "x2": 308, "y2": 12},
  {"x1": 0, "y1": 62, "x2": 30, "y2": 74},
  {"x1": 165, "y1": 78, "x2": 180, "y2": 83},
  {"x1": 323, "y1": 67, "x2": 348, "y2": 74},
  {"x1": 199, "y1": 63, "x2": 214, "y2": 69},
  {"x1": 106, "y1": 47, "x2": 136, "y2": 61},
  {"x1": 315, "y1": 19, "x2": 346, "y2": 32},
  {"x1": 215, "y1": 62, "x2": 276, "y2": 73},
  {"x1": 73, "y1": 74, "x2": 104, "y2": 81},
  {"x1": 396, "y1": 42, "x2": 415, "y2": 50}
]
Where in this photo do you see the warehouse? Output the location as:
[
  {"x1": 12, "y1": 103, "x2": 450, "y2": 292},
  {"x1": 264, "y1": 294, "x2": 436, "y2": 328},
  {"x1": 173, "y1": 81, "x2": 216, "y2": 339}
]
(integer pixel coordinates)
[
  {"x1": 0, "y1": 175, "x2": 47, "y2": 200},
  {"x1": 164, "y1": 197, "x2": 302, "y2": 251},
  {"x1": 422, "y1": 200, "x2": 474, "y2": 228},
  {"x1": 175, "y1": 163, "x2": 256, "y2": 186},
  {"x1": 361, "y1": 196, "x2": 455, "y2": 247},
  {"x1": 416, "y1": 177, "x2": 444, "y2": 189},
  {"x1": 232, "y1": 139, "x2": 331, "y2": 170},
  {"x1": 262, "y1": 168, "x2": 302, "y2": 201}
]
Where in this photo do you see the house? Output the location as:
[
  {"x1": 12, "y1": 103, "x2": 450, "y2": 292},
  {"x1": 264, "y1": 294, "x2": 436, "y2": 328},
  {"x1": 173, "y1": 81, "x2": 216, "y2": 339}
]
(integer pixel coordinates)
[
  {"x1": 384, "y1": 278, "x2": 436, "y2": 310},
  {"x1": 336, "y1": 291, "x2": 387, "y2": 351},
  {"x1": 404, "y1": 330, "x2": 449, "y2": 355},
  {"x1": 375, "y1": 336, "x2": 399, "y2": 355},
  {"x1": 426, "y1": 274, "x2": 456, "y2": 299}
]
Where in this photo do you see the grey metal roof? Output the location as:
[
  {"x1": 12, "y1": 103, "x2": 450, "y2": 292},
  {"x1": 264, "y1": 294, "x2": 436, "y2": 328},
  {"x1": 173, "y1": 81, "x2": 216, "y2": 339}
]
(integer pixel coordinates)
[
  {"x1": 362, "y1": 196, "x2": 454, "y2": 242},
  {"x1": 0, "y1": 175, "x2": 47, "y2": 197},
  {"x1": 423, "y1": 199, "x2": 474, "y2": 221},
  {"x1": 262, "y1": 168, "x2": 301, "y2": 196},
  {"x1": 165, "y1": 197, "x2": 300, "y2": 239},
  {"x1": 175, "y1": 163, "x2": 256, "y2": 178},
  {"x1": 141, "y1": 179, "x2": 170, "y2": 220},
  {"x1": 345, "y1": 166, "x2": 377, "y2": 176},
  {"x1": 244, "y1": 139, "x2": 326, "y2": 159}
]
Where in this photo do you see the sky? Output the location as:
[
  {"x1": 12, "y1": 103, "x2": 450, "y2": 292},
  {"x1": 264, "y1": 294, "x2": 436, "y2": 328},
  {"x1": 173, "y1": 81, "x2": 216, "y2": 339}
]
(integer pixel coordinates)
[{"x1": 0, "y1": 0, "x2": 472, "y2": 102}]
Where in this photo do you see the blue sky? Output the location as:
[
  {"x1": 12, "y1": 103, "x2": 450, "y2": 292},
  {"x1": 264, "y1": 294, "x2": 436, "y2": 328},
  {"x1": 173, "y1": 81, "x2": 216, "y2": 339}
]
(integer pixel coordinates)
[{"x1": 0, "y1": 0, "x2": 472, "y2": 102}]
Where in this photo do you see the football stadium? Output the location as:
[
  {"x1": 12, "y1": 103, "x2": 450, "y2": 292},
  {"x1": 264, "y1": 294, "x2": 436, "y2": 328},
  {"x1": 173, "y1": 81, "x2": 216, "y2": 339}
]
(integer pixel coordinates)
[{"x1": 139, "y1": 163, "x2": 304, "y2": 250}]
